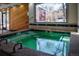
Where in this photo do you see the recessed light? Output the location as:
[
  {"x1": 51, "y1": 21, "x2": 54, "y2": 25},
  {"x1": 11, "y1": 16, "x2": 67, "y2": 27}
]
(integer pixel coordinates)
[{"x1": 20, "y1": 5, "x2": 24, "y2": 8}]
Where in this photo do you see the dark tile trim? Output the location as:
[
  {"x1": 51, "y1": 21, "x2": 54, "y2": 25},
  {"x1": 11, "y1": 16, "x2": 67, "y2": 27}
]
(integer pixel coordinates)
[{"x1": 30, "y1": 23, "x2": 78, "y2": 27}]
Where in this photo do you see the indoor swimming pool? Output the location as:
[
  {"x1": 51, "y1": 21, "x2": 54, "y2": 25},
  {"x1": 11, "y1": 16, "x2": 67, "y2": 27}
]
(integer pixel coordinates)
[{"x1": 4, "y1": 30, "x2": 70, "y2": 56}]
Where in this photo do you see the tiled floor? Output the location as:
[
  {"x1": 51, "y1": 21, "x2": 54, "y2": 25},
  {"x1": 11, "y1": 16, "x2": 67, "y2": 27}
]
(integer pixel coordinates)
[{"x1": 0, "y1": 50, "x2": 9, "y2": 56}]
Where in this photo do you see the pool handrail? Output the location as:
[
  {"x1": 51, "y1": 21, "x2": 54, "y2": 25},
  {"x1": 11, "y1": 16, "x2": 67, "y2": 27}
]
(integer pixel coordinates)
[{"x1": 13, "y1": 43, "x2": 23, "y2": 53}]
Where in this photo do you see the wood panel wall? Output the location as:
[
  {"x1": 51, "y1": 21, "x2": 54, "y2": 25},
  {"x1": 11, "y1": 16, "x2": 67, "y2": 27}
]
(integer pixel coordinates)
[{"x1": 9, "y1": 4, "x2": 29, "y2": 31}]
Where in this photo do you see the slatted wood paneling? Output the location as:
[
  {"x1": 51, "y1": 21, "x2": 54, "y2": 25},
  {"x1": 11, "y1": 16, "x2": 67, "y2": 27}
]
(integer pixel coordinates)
[{"x1": 9, "y1": 4, "x2": 29, "y2": 31}]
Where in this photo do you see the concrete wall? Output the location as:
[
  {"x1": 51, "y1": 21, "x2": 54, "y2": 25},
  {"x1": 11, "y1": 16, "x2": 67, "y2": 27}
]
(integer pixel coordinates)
[
  {"x1": 29, "y1": 3, "x2": 35, "y2": 23},
  {"x1": 68, "y1": 3, "x2": 77, "y2": 24},
  {"x1": 78, "y1": 4, "x2": 79, "y2": 32}
]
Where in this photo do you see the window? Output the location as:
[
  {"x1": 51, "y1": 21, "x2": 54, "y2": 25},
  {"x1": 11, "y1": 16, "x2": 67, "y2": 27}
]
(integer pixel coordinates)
[
  {"x1": 0, "y1": 12, "x2": 2, "y2": 29},
  {"x1": 36, "y1": 3, "x2": 66, "y2": 23}
]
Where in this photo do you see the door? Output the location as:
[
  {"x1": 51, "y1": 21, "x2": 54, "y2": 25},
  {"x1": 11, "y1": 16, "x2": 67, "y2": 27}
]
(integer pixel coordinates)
[
  {"x1": 0, "y1": 12, "x2": 2, "y2": 29},
  {"x1": 2, "y1": 11, "x2": 7, "y2": 30},
  {"x1": 0, "y1": 10, "x2": 9, "y2": 31}
]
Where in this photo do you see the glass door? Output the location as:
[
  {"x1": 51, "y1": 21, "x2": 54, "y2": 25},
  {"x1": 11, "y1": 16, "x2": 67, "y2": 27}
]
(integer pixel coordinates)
[
  {"x1": 2, "y1": 9, "x2": 9, "y2": 31},
  {"x1": 2, "y1": 11, "x2": 7, "y2": 30},
  {"x1": 0, "y1": 9, "x2": 9, "y2": 33},
  {"x1": 0, "y1": 12, "x2": 2, "y2": 30}
]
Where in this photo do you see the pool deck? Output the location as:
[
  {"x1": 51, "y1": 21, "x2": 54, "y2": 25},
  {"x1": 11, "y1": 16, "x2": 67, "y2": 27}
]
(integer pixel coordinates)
[{"x1": 0, "y1": 29, "x2": 29, "y2": 37}]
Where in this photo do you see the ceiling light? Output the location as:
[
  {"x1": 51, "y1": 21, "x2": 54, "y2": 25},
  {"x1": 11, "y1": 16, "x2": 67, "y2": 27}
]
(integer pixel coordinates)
[{"x1": 20, "y1": 5, "x2": 24, "y2": 8}]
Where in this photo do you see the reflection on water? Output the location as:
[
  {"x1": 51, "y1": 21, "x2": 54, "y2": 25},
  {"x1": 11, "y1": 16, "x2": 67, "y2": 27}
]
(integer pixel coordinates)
[{"x1": 37, "y1": 38, "x2": 66, "y2": 56}]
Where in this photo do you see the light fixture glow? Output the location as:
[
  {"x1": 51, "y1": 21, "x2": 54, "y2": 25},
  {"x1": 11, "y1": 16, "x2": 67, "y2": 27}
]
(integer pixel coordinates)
[{"x1": 20, "y1": 5, "x2": 24, "y2": 8}]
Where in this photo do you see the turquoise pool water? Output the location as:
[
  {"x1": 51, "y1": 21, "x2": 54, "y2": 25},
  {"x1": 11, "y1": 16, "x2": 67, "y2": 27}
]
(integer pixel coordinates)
[{"x1": 5, "y1": 31, "x2": 70, "y2": 56}]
